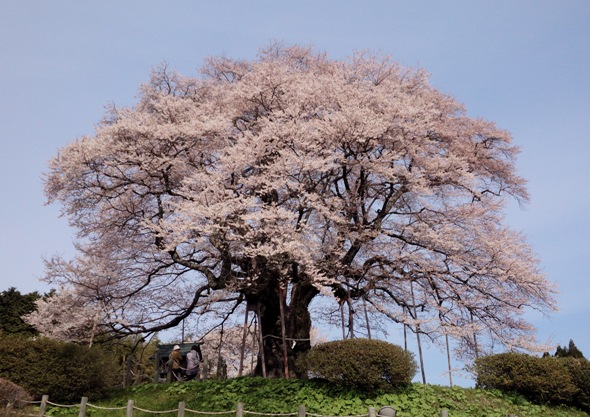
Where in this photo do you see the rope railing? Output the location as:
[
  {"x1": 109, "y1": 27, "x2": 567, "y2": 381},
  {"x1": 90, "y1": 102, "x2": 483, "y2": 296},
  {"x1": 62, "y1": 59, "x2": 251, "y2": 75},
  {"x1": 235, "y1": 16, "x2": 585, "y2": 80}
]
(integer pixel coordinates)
[
  {"x1": 45, "y1": 399, "x2": 79, "y2": 408},
  {"x1": 87, "y1": 403, "x2": 128, "y2": 410},
  {"x1": 14, "y1": 399, "x2": 42, "y2": 405},
  {"x1": 132, "y1": 404, "x2": 179, "y2": 414},
  {"x1": 5, "y1": 395, "x2": 519, "y2": 417},
  {"x1": 307, "y1": 414, "x2": 367, "y2": 417},
  {"x1": 183, "y1": 409, "x2": 237, "y2": 415}
]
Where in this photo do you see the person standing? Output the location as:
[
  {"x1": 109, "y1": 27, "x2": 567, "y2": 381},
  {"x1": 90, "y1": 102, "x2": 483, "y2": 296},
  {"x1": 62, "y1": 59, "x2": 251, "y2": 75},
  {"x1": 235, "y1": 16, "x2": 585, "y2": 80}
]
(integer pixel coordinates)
[
  {"x1": 185, "y1": 344, "x2": 203, "y2": 381},
  {"x1": 169, "y1": 345, "x2": 183, "y2": 381}
]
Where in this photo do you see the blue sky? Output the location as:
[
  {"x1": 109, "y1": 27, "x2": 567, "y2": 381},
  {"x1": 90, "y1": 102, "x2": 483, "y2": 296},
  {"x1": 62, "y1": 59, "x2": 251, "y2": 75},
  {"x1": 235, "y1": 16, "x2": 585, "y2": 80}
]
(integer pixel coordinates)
[{"x1": 1, "y1": 1, "x2": 589, "y2": 386}]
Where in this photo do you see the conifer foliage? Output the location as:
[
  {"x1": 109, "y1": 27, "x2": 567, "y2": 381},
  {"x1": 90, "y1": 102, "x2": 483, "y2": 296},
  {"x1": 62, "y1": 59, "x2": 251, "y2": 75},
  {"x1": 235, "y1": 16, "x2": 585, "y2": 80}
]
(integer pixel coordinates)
[
  {"x1": 0, "y1": 287, "x2": 40, "y2": 336},
  {"x1": 39, "y1": 45, "x2": 556, "y2": 375},
  {"x1": 555, "y1": 340, "x2": 586, "y2": 359}
]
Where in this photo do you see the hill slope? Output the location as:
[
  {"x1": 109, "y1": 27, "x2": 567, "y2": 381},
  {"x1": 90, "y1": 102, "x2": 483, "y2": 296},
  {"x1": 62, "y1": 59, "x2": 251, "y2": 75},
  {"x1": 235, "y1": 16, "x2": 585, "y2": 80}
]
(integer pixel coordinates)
[{"x1": 48, "y1": 378, "x2": 590, "y2": 417}]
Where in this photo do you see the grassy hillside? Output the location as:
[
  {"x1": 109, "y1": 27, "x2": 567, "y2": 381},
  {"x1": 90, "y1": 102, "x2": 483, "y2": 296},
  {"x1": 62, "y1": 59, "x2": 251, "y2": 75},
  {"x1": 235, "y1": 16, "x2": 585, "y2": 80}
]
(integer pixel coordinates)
[{"x1": 40, "y1": 378, "x2": 589, "y2": 417}]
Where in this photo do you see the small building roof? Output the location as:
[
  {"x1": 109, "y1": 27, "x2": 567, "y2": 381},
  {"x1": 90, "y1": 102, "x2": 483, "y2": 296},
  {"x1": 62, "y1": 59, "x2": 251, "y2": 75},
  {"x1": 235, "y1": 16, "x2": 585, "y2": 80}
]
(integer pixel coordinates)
[{"x1": 157, "y1": 342, "x2": 203, "y2": 358}]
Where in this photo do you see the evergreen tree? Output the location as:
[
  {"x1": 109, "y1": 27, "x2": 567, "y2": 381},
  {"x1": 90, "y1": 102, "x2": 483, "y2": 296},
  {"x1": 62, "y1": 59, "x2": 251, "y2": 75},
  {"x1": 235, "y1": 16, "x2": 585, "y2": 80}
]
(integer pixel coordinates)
[
  {"x1": 0, "y1": 287, "x2": 40, "y2": 336},
  {"x1": 554, "y1": 339, "x2": 585, "y2": 359}
]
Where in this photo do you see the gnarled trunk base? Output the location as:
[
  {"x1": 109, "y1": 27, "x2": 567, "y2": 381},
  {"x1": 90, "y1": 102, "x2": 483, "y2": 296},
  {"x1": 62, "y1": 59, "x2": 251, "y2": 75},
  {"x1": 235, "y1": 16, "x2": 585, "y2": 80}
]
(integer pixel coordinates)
[{"x1": 249, "y1": 278, "x2": 318, "y2": 378}]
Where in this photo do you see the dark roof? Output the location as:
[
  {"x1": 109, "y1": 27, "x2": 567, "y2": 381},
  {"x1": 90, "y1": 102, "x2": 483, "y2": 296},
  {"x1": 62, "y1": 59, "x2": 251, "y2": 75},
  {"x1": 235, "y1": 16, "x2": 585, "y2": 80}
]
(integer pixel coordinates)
[{"x1": 157, "y1": 342, "x2": 203, "y2": 358}]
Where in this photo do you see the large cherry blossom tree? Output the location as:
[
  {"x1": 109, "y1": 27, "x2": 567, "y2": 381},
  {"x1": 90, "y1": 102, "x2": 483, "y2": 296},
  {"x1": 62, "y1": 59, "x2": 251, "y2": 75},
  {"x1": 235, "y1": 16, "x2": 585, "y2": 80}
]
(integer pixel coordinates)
[{"x1": 39, "y1": 44, "x2": 556, "y2": 377}]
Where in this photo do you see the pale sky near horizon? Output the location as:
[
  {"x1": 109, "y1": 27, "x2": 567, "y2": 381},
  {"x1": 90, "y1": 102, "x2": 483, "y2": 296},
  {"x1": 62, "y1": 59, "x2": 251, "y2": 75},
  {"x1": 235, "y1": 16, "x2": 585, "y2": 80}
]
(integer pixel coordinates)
[{"x1": 1, "y1": 1, "x2": 589, "y2": 387}]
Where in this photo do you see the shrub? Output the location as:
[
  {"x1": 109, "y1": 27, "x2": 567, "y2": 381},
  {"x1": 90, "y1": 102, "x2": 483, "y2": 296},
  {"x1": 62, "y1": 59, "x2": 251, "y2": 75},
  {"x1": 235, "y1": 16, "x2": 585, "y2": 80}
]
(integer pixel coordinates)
[
  {"x1": 563, "y1": 357, "x2": 590, "y2": 412},
  {"x1": 300, "y1": 338, "x2": 416, "y2": 392},
  {"x1": 0, "y1": 334, "x2": 119, "y2": 402},
  {"x1": 475, "y1": 352, "x2": 578, "y2": 405},
  {"x1": 0, "y1": 377, "x2": 32, "y2": 408}
]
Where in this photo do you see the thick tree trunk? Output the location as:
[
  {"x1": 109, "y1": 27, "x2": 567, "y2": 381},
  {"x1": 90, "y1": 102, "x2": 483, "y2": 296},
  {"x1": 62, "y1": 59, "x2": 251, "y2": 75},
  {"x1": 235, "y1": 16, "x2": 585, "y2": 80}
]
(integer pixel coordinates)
[{"x1": 248, "y1": 274, "x2": 318, "y2": 378}]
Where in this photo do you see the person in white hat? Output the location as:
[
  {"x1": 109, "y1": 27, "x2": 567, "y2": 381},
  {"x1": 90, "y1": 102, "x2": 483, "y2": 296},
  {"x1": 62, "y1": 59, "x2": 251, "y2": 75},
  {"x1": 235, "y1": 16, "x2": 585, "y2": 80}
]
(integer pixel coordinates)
[{"x1": 169, "y1": 345, "x2": 183, "y2": 381}]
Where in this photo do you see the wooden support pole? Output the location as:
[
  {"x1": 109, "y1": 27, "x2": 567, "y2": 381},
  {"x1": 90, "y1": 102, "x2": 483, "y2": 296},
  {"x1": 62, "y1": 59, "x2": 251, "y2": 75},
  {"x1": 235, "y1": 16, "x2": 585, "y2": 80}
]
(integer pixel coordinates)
[
  {"x1": 368, "y1": 407, "x2": 376, "y2": 417},
  {"x1": 411, "y1": 281, "x2": 426, "y2": 384},
  {"x1": 362, "y1": 295, "x2": 371, "y2": 340},
  {"x1": 340, "y1": 302, "x2": 346, "y2": 340},
  {"x1": 124, "y1": 355, "x2": 133, "y2": 387},
  {"x1": 250, "y1": 317, "x2": 257, "y2": 373},
  {"x1": 402, "y1": 305, "x2": 410, "y2": 353},
  {"x1": 178, "y1": 401, "x2": 185, "y2": 417},
  {"x1": 440, "y1": 409, "x2": 449, "y2": 417},
  {"x1": 278, "y1": 284, "x2": 290, "y2": 378},
  {"x1": 236, "y1": 402, "x2": 244, "y2": 417},
  {"x1": 256, "y1": 303, "x2": 267, "y2": 378},
  {"x1": 238, "y1": 306, "x2": 249, "y2": 377},
  {"x1": 445, "y1": 333, "x2": 453, "y2": 387},
  {"x1": 154, "y1": 350, "x2": 161, "y2": 383},
  {"x1": 203, "y1": 355, "x2": 209, "y2": 380}
]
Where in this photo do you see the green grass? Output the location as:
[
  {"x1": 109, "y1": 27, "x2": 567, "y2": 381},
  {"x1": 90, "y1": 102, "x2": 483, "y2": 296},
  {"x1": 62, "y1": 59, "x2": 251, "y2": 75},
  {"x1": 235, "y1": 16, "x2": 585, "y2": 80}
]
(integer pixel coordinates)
[{"x1": 36, "y1": 378, "x2": 589, "y2": 417}]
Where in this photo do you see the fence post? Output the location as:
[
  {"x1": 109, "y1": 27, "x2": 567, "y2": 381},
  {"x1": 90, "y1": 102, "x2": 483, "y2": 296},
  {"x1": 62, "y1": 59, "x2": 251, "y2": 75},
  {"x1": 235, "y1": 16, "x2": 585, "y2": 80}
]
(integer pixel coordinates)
[
  {"x1": 78, "y1": 397, "x2": 88, "y2": 417},
  {"x1": 440, "y1": 409, "x2": 449, "y2": 417},
  {"x1": 178, "y1": 401, "x2": 185, "y2": 417},
  {"x1": 38, "y1": 395, "x2": 48, "y2": 417},
  {"x1": 298, "y1": 404, "x2": 305, "y2": 417},
  {"x1": 4, "y1": 402, "x2": 13, "y2": 417},
  {"x1": 368, "y1": 407, "x2": 376, "y2": 417},
  {"x1": 126, "y1": 399, "x2": 134, "y2": 417},
  {"x1": 236, "y1": 402, "x2": 244, "y2": 417}
]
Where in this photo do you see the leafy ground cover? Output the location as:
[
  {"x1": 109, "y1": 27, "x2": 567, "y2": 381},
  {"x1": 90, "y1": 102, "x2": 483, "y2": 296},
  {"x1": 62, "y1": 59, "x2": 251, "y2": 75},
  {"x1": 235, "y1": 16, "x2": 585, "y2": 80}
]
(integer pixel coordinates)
[{"x1": 36, "y1": 378, "x2": 589, "y2": 417}]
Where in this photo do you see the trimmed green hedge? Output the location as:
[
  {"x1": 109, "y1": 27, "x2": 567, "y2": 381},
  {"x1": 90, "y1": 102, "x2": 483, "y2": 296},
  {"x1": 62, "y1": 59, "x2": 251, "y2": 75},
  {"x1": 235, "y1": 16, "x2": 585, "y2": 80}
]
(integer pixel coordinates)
[
  {"x1": 475, "y1": 352, "x2": 590, "y2": 411},
  {"x1": 563, "y1": 357, "x2": 590, "y2": 411},
  {"x1": 0, "y1": 334, "x2": 119, "y2": 402},
  {"x1": 300, "y1": 339, "x2": 417, "y2": 392}
]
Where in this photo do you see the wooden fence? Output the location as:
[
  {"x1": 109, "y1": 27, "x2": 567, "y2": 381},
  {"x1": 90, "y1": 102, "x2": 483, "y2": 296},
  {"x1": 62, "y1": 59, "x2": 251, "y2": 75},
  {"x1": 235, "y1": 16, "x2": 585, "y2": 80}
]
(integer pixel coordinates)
[{"x1": 6, "y1": 396, "x2": 518, "y2": 417}]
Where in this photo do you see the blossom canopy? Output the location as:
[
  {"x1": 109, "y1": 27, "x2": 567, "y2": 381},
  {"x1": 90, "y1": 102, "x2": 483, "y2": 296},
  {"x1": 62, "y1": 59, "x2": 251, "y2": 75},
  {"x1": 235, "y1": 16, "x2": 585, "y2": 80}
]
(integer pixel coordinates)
[{"x1": 39, "y1": 45, "x2": 556, "y2": 374}]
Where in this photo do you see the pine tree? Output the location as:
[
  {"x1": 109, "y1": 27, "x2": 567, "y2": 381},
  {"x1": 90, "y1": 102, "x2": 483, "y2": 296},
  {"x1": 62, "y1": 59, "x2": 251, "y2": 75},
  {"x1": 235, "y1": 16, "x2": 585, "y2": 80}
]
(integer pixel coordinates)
[{"x1": 0, "y1": 287, "x2": 40, "y2": 336}]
